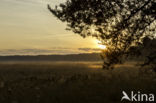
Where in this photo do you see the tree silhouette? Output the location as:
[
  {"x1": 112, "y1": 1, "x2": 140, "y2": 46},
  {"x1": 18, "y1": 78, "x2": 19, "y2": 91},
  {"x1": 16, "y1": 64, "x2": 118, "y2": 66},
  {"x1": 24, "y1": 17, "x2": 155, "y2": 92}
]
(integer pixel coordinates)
[{"x1": 48, "y1": 0, "x2": 156, "y2": 69}]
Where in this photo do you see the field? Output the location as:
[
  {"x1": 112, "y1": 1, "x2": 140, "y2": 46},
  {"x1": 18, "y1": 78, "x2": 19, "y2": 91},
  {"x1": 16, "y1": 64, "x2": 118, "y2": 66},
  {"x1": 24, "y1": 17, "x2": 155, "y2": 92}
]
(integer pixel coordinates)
[{"x1": 0, "y1": 61, "x2": 156, "y2": 103}]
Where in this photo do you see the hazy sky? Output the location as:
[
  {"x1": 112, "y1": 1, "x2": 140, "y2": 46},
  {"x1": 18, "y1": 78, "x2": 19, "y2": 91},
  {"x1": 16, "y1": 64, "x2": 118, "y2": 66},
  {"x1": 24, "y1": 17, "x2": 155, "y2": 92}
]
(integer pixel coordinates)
[{"x1": 0, "y1": 0, "x2": 100, "y2": 55}]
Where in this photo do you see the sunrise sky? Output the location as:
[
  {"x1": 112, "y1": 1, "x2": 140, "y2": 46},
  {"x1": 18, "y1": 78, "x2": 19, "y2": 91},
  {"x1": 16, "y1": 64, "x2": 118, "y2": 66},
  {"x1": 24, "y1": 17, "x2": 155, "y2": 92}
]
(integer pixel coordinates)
[{"x1": 0, "y1": 0, "x2": 101, "y2": 55}]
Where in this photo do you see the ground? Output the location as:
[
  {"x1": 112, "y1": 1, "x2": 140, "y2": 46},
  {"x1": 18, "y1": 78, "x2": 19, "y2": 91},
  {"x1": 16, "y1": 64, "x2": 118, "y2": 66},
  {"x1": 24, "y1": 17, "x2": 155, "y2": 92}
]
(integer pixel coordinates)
[{"x1": 0, "y1": 61, "x2": 156, "y2": 103}]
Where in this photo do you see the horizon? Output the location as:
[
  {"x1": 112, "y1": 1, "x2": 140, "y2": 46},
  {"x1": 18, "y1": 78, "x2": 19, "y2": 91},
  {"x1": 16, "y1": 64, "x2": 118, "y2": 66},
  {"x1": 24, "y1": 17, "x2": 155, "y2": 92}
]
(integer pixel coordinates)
[
  {"x1": 0, "y1": 48, "x2": 101, "y2": 56},
  {"x1": 0, "y1": 52, "x2": 101, "y2": 56}
]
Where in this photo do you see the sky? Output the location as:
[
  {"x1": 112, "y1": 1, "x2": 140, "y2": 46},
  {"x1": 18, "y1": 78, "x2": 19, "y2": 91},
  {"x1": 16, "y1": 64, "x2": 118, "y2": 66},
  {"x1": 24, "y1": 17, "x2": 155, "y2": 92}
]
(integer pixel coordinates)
[{"x1": 0, "y1": 0, "x2": 101, "y2": 55}]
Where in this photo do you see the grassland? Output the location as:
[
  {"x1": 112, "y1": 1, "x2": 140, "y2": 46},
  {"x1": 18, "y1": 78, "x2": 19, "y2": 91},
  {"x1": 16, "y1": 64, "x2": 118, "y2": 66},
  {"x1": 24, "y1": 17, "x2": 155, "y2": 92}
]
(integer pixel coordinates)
[{"x1": 0, "y1": 61, "x2": 156, "y2": 103}]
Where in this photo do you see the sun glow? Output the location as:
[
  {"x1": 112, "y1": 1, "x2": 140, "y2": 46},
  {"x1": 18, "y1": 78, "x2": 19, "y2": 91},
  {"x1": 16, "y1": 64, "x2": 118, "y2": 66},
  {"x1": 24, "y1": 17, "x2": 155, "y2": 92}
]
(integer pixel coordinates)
[
  {"x1": 98, "y1": 44, "x2": 107, "y2": 49},
  {"x1": 95, "y1": 40, "x2": 107, "y2": 50}
]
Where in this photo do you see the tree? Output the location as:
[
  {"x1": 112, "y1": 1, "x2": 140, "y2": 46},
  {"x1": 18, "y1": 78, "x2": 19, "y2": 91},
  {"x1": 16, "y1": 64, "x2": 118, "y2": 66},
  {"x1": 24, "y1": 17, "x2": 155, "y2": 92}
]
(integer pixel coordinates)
[
  {"x1": 140, "y1": 37, "x2": 156, "y2": 72},
  {"x1": 48, "y1": 0, "x2": 156, "y2": 69}
]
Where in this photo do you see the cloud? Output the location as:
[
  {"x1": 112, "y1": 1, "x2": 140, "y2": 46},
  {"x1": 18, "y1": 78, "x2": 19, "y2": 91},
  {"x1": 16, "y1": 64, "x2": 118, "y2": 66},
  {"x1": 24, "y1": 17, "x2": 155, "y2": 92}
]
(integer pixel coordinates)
[
  {"x1": 0, "y1": 47, "x2": 100, "y2": 56},
  {"x1": 78, "y1": 48, "x2": 101, "y2": 52}
]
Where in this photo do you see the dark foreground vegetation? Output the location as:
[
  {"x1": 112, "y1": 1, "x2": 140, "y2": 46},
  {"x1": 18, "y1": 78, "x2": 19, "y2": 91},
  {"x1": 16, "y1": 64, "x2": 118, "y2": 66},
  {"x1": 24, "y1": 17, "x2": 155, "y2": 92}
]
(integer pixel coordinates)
[{"x1": 0, "y1": 61, "x2": 156, "y2": 103}]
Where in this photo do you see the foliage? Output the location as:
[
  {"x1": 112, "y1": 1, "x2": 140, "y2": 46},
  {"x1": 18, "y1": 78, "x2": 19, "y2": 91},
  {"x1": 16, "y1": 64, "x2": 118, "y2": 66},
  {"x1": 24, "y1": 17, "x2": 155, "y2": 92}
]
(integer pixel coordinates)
[{"x1": 48, "y1": 0, "x2": 156, "y2": 69}]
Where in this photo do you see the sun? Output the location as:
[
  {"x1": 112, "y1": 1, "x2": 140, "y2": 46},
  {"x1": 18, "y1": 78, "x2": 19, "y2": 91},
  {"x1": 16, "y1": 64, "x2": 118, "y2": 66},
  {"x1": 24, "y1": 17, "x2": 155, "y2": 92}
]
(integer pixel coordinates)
[
  {"x1": 98, "y1": 44, "x2": 107, "y2": 50},
  {"x1": 95, "y1": 40, "x2": 107, "y2": 50}
]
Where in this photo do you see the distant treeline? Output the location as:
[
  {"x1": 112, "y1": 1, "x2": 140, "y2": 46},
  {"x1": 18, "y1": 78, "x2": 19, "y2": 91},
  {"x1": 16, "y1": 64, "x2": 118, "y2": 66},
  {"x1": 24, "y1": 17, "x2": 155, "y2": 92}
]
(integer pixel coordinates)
[{"x1": 0, "y1": 53, "x2": 102, "y2": 62}]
